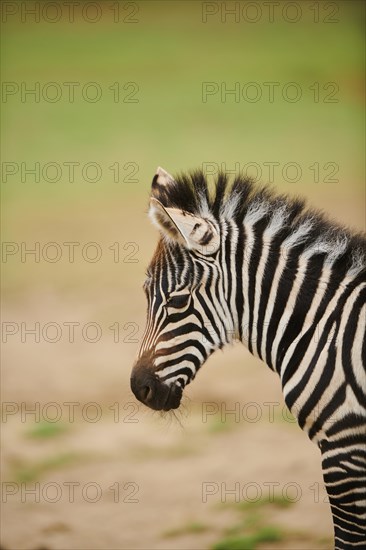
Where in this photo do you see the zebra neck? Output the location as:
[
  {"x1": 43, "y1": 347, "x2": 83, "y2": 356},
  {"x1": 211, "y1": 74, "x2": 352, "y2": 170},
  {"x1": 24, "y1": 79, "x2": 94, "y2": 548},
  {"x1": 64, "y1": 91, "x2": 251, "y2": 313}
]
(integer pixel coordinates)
[
  {"x1": 229, "y1": 218, "x2": 330, "y2": 374},
  {"x1": 219, "y1": 215, "x2": 357, "y2": 375}
]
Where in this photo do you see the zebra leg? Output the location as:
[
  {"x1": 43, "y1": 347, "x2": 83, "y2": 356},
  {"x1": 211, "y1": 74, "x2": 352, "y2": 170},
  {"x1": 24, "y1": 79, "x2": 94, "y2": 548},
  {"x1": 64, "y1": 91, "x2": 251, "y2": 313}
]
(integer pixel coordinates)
[{"x1": 320, "y1": 436, "x2": 366, "y2": 549}]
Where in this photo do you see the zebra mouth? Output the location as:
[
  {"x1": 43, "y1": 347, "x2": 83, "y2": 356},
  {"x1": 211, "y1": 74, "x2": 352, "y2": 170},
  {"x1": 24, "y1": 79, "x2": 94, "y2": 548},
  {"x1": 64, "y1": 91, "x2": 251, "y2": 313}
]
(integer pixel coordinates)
[{"x1": 162, "y1": 382, "x2": 183, "y2": 411}]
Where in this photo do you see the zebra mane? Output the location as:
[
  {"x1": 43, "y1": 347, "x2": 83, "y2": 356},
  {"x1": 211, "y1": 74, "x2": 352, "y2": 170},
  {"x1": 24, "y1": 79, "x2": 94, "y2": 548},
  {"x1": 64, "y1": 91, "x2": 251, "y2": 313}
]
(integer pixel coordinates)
[{"x1": 152, "y1": 170, "x2": 366, "y2": 276}]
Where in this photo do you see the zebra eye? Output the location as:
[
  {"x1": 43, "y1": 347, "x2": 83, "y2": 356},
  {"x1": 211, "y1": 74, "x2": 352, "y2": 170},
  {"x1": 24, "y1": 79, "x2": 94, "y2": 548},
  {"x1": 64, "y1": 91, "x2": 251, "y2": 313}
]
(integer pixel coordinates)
[{"x1": 166, "y1": 293, "x2": 190, "y2": 309}]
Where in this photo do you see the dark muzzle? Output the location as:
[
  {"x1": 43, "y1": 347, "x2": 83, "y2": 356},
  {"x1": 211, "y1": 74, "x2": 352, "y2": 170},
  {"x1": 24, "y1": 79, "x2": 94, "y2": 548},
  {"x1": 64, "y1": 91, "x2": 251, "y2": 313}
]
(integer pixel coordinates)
[{"x1": 131, "y1": 359, "x2": 182, "y2": 411}]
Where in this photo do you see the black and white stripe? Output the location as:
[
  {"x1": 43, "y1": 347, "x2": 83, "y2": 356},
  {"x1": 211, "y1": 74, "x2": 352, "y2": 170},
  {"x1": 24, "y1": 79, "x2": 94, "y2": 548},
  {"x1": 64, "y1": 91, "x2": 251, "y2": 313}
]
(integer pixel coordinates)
[{"x1": 134, "y1": 168, "x2": 366, "y2": 548}]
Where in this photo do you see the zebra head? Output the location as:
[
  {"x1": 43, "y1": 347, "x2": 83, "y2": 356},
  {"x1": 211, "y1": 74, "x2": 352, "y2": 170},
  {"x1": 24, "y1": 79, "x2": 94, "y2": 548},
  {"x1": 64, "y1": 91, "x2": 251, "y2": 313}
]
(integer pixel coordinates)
[{"x1": 131, "y1": 167, "x2": 234, "y2": 411}]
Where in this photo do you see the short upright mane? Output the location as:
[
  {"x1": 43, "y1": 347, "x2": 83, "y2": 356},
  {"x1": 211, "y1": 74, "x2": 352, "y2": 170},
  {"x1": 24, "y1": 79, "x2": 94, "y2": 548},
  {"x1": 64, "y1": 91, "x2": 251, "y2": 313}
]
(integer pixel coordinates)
[{"x1": 151, "y1": 170, "x2": 366, "y2": 276}]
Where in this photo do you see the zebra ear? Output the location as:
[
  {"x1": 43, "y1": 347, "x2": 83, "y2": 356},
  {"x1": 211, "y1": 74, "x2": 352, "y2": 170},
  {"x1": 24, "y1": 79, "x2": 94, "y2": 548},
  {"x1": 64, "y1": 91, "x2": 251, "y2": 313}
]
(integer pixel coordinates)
[
  {"x1": 149, "y1": 198, "x2": 220, "y2": 255},
  {"x1": 152, "y1": 166, "x2": 175, "y2": 188},
  {"x1": 151, "y1": 166, "x2": 176, "y2": 203}
]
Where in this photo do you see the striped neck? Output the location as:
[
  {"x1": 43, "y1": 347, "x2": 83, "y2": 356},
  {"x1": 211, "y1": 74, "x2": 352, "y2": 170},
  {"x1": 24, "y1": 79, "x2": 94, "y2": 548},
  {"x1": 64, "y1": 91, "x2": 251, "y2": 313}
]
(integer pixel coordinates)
[{"x1": 219, "y1": 215, "x2": 353, "y2": 375}]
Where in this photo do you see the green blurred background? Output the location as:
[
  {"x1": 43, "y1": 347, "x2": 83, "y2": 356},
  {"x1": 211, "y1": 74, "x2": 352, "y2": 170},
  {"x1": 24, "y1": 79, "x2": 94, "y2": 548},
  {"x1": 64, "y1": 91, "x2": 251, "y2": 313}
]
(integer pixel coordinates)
[{"x1": 1, "y1": 1, "x2": 365, "y2": 549}]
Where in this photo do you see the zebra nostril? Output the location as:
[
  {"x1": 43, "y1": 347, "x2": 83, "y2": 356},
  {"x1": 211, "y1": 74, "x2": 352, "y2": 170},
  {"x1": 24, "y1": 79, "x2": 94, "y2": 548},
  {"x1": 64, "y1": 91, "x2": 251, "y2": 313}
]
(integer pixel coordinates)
[
  {"x1": 130, "y1": 366, "x2": 158, "y2": 406},
  {"x1": 142, "y1": 384, "x2": 153, "y2": 402}
]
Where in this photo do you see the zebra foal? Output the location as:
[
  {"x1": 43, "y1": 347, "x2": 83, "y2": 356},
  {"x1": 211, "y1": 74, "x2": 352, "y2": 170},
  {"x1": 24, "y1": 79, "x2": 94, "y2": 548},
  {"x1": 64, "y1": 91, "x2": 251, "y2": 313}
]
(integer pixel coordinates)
[{"x1": 131, "y1": 167, "x2": 366, "y2": 548}]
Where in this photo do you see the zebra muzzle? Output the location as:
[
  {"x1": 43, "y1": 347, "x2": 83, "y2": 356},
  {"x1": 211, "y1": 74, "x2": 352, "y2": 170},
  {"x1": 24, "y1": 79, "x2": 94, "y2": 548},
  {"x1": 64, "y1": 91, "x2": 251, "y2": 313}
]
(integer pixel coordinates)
[{"x1": 131, "y1": 362, "x2": 182, "y2": 411}]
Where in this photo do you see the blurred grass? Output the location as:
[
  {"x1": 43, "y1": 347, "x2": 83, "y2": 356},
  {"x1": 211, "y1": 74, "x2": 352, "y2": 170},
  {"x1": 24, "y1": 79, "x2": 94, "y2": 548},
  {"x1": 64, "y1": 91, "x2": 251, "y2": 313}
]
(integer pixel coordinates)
[
  {"x1": 211, "y1": 494, "x2": 329, "y2": 549},
  {"x1": 162, "y1": 521, "x2": 209, "y2": 538},
  {"x1": 207, "y1": 415, "x2": 239, "y2": 434},
  {"x1": 159, "y1": 492, "x2": 333, "y2": 550},
  {"x1": 212, "y1": 526, "x2": 283, "y2": 550},
  {"x1": 8, "y1": 451, "x2": 80, "y2": 482},
  {"x1": 237, "y1": 495, "x2": 294, "y2": 510},
  {"x1": 2, "y1": 0, "x2": 364, "y2": 301},
  {"x1": 2, "y1": 0, "x2": 364, "y2": 204},
  {"x1": 25, "y1": 420, "x2": 68, "y2": 439}
]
